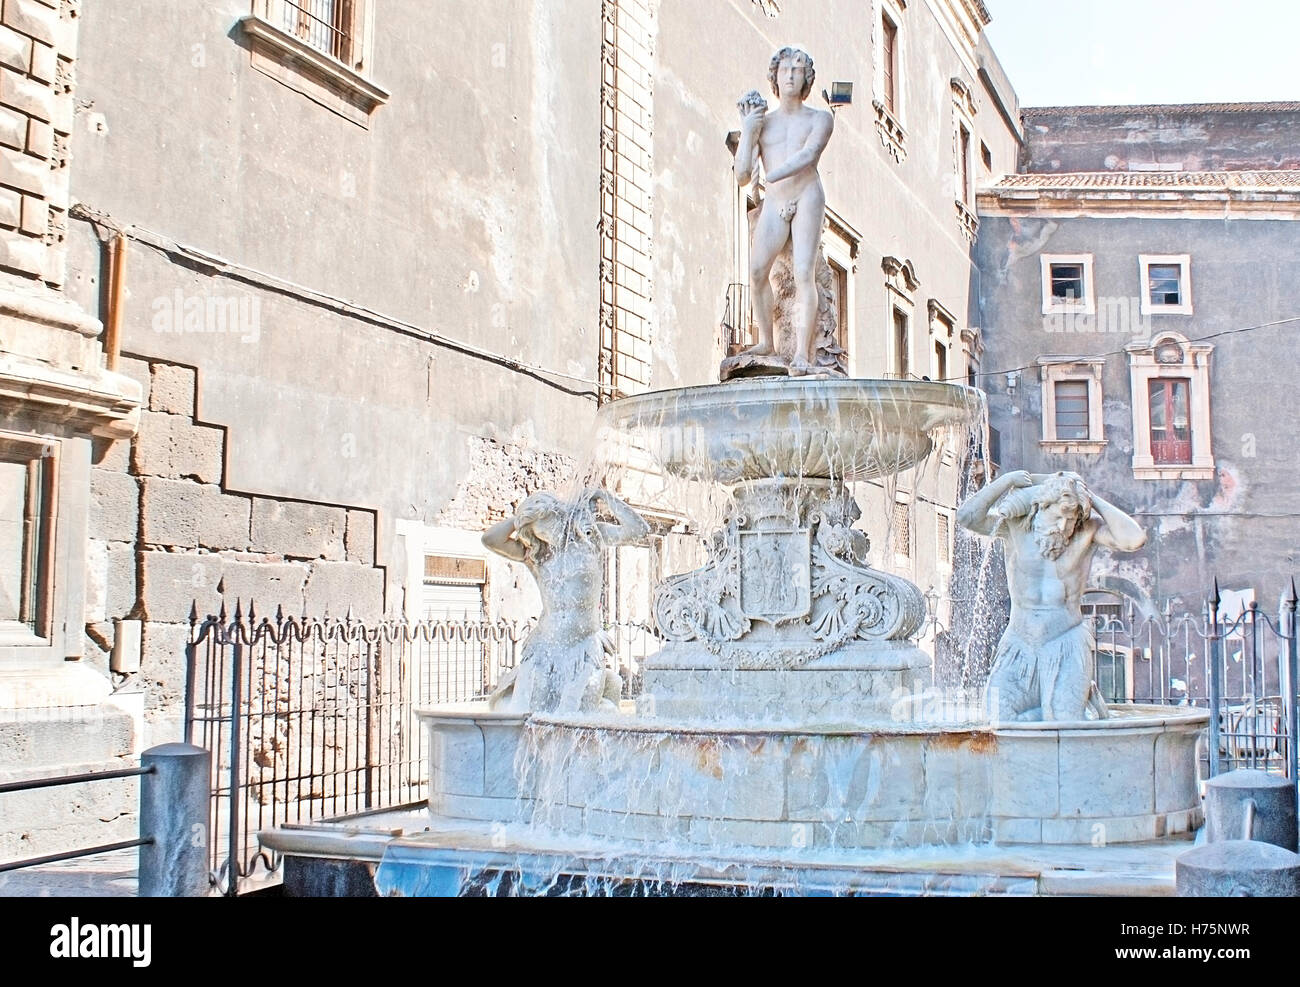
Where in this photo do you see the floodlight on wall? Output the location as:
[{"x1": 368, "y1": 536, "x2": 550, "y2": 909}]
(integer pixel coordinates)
[{"x1": 823, "y1": 82, "x2": 853, "y2": 108}]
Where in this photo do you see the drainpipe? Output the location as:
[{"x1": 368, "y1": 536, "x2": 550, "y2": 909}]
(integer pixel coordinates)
[{"x1": 103, "y1": 232, "x2": 126, "y2": 372}]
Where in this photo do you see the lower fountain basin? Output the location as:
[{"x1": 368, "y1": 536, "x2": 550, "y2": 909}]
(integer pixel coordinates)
[{"x1": 419, "y1": 704, "x2": 1208, "y2": 849}]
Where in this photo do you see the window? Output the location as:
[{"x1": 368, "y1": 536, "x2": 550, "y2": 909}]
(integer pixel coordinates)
[
  {"x1": 893, "y1": 499, "x2": 911, "y2": 559},
  {"x1": 1126, "y1": 332, "x2": 1214, "y2": 480},
  {"x1": 958, "y1": 125, "x2": 972, "y2": 204},
  {"x1": 893, "y1": 308, "x2": 910, "y2": 378},
  {"x1": 1148, "y1": 378, "x2": 1192, "y2": 465},
  {"x1": 241, "y1": 0, "x2": 388, "y2": 127},
  {"x1": 1040, "y1": 254, "x2": 1095, "y2": 315},
  {"x1": 1138, "y1": 254, "x2": 1193, "y2": 315},
  {"x1": 1081, "y1": 591, "x2": 1125, "y2": 629},
  {"x1": 934, "y1": 341, "x2": 947, "y2": 382},
  {"x1": 882, "y1": 255, "x2": 917, "y2": 378},
  {"x1": 881, "y1": 14, "x2": 898, "y2": 114},
  {"x1": 950, "y1": 79, "x2": 979, "y2": 241},
  {"x1": 821, "y1": 208, "x2": 860, "y2": 373},
  {"x1": 936, "y1": 511, "x2": 952, "y2": 567},
  {"x1": 1053, "y1": 380, "x2": 1089, "y2": 440},
  {"x1": 1095, "y1": 645, "x2": 1135, "y2": 703},
  {"x1": 1051, "y1": 265, "x2": 1083, "y2": 302},
  {"x1": 830, "y1": 260, "x2": 850, "y2": 354},
  {"x1": 282, "y1": 0, "x2": 354, "y2": 63},
  {"x1": 872, "y1": 1, "x2": 907, "y2": 162},
  {"x1": 0, "y1": 435, "x2": 56, "y2": 645},
  {"x1": 422, "y1": 554, "x2": 487, "y2": 621},
  {"x1": 1038, "y1": 357, "x2": 1105, "y2": 452}
]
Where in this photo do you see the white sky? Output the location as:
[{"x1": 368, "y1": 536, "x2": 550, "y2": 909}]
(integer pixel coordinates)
[{"x1": 983, "y1": 0, "x2": 1300, "y2": 107}]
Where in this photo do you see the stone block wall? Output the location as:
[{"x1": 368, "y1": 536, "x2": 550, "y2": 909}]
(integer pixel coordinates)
[
  {"x1": 0, "y1": 0, "x2": 76, "y2": 285},
  {"x1": 84, "y1": 356, "x2": 385, "y2": 742}
]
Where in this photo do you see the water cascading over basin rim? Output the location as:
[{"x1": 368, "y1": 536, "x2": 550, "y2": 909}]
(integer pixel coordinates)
[{"x1": 594, "y1": 377, "x2": 984, "y2": 483}]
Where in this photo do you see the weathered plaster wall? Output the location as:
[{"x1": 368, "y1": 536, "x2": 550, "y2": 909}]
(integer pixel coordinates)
[
  {"x1": 63, "y1": 0, "x2": 605, "y2": 741},
  {"x1": 1023, "y1": 104, "x2": 1300, "y2": 173},
  {"x1": 975, "y1": 212, "x2": 1300, "y2": 612}
]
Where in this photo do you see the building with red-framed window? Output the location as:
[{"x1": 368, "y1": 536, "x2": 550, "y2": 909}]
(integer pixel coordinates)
[{"x1": 975, "y1": 102, "x2": 1300, "y2": 623}]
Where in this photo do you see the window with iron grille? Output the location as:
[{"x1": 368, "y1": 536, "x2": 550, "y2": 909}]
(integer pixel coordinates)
[
  {"x1": 242, "y1": 0, "x2": 388, "y2": 126},
  {"x1": 261, "y1": 0, "x2": 359, "y2": 66},
  {"x1": 893, "y1": 500, "x2": 911, "y2": 558}
]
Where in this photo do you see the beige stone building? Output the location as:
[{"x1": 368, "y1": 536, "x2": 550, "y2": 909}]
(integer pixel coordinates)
[{"x1": 1, "y1": 0, "x2": 1023, "y2": 851}]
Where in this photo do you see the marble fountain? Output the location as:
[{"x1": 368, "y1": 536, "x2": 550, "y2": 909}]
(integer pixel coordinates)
[
  {"x1": 367, "y1": 376, "x2": 1206, "y2": 897},
  {"x1": 262, "y1": 47, "x2": 1208, "y2": 896}
]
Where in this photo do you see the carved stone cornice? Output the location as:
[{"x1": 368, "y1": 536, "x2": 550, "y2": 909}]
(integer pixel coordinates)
[
  {"x1": 881, "y1": 255, "x2": 920, "y2": 293},
  {"x1": 872, "y1": 100, "x2": 908, "y2": 163},
  {"x1": 0, "y1": 355, "x2": 141, "y2": 438}
]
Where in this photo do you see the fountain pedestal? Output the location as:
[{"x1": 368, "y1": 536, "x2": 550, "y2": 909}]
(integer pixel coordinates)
[{"x1": 644, "y1": 476, "x2": 931, "y2": 722}]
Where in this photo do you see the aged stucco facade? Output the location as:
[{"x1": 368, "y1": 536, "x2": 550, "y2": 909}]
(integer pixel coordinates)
[
  {"x1": 975, "y1": 103, "x2": 1300, "y2": 622},
  {"x1": 14, "y1": 2, "x2": 1298, "y2": 853},
  {"x1": 34, "y1": 0, "x2": 1022, "y2": 764}
]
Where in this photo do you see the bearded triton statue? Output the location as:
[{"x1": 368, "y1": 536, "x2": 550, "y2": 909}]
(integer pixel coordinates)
[
  {"x1": 956, "y1": 470, "x2": 1147, "y2": 722},
  {"x1": 481, "y1": 488, "x2": 649, "y2": 714}
]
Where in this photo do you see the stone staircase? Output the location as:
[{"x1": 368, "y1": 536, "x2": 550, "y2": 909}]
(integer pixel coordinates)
[{"x1": 0, "y1": 666, "x2": 143, "y2": 865}]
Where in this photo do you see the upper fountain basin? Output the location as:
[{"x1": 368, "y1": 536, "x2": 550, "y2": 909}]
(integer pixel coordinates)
[{"x1": 595, "y1": 377, "x2": 982, "y2": 483}]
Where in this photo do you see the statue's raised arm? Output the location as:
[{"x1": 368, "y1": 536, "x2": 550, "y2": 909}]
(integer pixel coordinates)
[{"x1": 957, "y1": 470, "x2": 1146, "y2": 723}]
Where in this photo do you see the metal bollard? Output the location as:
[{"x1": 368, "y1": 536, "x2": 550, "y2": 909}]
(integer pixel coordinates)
[
  {"x1": 1205, "y1": 769, "x2": 1297, "y2": 851},
  {"x1": 138, "y1": 743, "x2": 211, "y2": 897}
]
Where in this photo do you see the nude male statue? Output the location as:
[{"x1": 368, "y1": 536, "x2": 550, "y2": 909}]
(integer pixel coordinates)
[
  {"x1": 956, "y1": 470, "x2": 1147, "y2": 722},
  {"x1": 734, "y1": 47, "x2": 834, "y2": 376},
  {"x1": 481, "y1": 487, "x2": 649, "y2": 714}
]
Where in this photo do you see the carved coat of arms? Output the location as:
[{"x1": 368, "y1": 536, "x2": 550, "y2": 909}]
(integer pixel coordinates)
[{"x1": 738, "y1": 529, "x2": 811, "y2": 623}]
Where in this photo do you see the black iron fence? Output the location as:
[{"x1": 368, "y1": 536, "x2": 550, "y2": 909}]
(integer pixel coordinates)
[
  {"x1": 184, "y1": 603, "x2": 530, "y2": 894},
  {"x1": 932, "y1": 585, "x2": 1300, "y2": 788}
]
